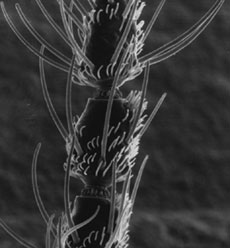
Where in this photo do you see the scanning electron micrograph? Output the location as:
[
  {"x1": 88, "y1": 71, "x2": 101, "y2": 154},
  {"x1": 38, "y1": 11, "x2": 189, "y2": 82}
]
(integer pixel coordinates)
[{"x1": 0, "y1": 1, "x2": 228, "y2": 248}]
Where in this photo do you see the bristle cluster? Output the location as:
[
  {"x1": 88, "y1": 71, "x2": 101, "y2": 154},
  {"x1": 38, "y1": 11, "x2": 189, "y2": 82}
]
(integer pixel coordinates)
[
  {"x1": 77, "y1": 0, "x2": 146, "y2": 89},
  {"x1": 67, "y1": 90, "x2": 147, "y2": 188},
  {"x1": 83, "y1": 0, "x2": 135, "y2": 84}
]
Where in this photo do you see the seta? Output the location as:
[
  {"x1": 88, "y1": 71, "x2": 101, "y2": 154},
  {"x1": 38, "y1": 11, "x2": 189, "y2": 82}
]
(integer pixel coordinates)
[{"x1": 0, "y1": 0, "x2": 225, "y2": 248}]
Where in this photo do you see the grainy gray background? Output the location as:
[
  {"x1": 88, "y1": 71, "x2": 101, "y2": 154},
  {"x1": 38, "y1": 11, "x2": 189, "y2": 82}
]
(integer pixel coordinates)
[{"x1": 0, "y1": 0, "x2": 229, "y2": 247}]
